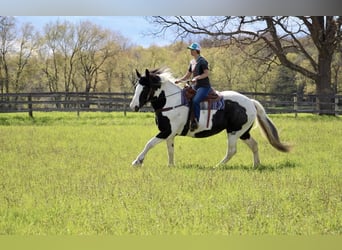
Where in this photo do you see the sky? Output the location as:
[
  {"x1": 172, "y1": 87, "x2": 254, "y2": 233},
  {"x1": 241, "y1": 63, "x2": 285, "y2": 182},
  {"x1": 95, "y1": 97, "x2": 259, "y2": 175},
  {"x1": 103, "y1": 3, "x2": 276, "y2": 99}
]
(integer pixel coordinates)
[{"x1": 15, "y1": 16, "x2": 174, "y2": 48}]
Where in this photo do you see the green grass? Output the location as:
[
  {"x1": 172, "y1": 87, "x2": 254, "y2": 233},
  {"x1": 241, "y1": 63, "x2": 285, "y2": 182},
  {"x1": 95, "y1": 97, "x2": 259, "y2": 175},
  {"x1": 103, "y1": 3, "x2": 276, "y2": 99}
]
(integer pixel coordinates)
[{"x1": 0, "y1": 112, "x2": 341, "y2": 235}]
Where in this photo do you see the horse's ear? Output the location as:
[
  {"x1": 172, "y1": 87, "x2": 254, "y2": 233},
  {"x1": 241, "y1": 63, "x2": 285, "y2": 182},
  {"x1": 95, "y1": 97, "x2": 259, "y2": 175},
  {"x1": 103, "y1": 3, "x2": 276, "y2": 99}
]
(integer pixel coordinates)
[
  {"x1": 136, "y1": 69, "x2": 141, "y2": 78},
  {"x1": 145, "y1": 69, "x2": 150, "y2": 79}
]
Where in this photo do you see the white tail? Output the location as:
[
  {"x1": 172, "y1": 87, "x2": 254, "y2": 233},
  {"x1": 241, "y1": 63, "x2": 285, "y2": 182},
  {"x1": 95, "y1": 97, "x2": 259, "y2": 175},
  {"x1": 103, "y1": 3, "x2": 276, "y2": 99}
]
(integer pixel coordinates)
[{"x1": 252, "y1": 99, "x2": 291, "y2": 153}]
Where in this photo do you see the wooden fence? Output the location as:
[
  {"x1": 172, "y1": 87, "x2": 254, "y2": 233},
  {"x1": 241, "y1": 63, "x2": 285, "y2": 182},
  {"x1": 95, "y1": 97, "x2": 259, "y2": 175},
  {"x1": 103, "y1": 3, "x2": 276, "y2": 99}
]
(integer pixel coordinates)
[{"x1": 0, "y1": 91, "x2": 341, "y2": 117}]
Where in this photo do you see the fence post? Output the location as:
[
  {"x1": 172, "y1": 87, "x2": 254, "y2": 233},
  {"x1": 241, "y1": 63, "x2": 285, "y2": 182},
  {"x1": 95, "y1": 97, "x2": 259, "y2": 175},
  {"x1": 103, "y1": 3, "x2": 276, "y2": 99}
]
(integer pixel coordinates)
[
  {"x1": 76, "y1": 93, "x2": 80, "y2": 117},
  {"x1": 335, "y1": 96, "x2": 339, "y2": 116},
  {"x1": 28, "y1": 94, "x2": 33, "y2": 118},
  {"x1": 293, "y1": 94, "x2": 298, "y2": 118},
  {"x1": 123, "y1": 92, "x2": 127, "y2": 116}
]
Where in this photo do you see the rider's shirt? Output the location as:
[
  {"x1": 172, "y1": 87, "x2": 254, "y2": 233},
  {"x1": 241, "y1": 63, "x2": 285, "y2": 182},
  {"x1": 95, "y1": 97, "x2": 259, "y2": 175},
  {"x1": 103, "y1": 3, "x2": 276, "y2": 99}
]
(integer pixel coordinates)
[{"x1": 188, "y1": 56, "x2": 211, "y2": 89}]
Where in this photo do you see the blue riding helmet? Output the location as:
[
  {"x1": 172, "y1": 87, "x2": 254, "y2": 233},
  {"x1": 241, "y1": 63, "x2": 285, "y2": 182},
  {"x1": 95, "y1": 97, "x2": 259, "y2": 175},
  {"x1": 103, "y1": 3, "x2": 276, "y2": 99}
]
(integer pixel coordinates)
[{"x1": 187, "y1": 42, "x2": 201, "y2": 51}]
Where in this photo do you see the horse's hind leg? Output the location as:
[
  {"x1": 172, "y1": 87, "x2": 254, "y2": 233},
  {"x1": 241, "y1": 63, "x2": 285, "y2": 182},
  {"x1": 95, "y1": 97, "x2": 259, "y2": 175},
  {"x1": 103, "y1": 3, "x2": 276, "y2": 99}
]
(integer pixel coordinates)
[
  {"x1": 218, "y1": 133, "x2": 238, "y2": 165},
  {"x1": 242, "y1": 136, "x2": 260, "y2": 168},
  {"x1": 132, "y1": 137, "x2": 163, "y2": 166}
]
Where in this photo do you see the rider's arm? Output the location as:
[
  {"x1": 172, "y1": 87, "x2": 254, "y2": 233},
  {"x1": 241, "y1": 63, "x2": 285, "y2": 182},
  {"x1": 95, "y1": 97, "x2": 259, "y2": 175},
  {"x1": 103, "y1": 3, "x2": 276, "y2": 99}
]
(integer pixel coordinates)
[
  {"x1": 191, "y1": 69, "x2": 209, "y2": 82},
  {"x1": 175, "y1": 71, "x2": 192, "y2": 83}
]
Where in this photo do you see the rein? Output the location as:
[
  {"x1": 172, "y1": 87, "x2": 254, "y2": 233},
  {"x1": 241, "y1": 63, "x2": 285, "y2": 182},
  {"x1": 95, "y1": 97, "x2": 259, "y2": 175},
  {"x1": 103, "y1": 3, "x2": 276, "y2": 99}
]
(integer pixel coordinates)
[
  {"x1": 155, "y1": 103, "x2": 185, "y2": 114},
  {"x1": 151, "y1": 88, "x2": 185, "y2": 114}
]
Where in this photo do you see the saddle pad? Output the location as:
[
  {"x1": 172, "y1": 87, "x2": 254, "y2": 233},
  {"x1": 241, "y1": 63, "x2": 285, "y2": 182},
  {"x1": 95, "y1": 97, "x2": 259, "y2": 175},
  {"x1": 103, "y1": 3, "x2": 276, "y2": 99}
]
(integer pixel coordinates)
[
  {"x1": 200, "y1": 98, "x2": 225, "y2": 110},
  {"x1": 181, "y1": 88, "x2": 225, "y2": 111}
]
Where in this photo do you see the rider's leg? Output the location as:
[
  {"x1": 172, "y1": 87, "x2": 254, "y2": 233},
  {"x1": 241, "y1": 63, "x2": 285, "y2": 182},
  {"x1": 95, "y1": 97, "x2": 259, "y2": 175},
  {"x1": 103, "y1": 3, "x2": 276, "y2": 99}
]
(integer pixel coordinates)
[{"x1": 192, "y1": 87, "x2": 211, "y2": 121}]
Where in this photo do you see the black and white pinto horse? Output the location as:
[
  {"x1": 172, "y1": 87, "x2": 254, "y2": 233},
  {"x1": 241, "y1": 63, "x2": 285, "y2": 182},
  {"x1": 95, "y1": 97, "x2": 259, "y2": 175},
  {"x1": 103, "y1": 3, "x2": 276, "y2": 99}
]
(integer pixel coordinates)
[{"x1": 130, "y1": 68, "x2": 290, "y2": 168}]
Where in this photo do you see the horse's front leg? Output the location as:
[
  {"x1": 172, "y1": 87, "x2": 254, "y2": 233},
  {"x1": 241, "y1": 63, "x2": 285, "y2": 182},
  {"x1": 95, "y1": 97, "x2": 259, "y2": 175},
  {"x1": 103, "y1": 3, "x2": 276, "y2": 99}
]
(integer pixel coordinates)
[
  {"x1": 132, "y1": 137, "x2": 163, "y2": 166},
  {"x1": 166, "y1": 137, "x2": 175, "y2": 166}
]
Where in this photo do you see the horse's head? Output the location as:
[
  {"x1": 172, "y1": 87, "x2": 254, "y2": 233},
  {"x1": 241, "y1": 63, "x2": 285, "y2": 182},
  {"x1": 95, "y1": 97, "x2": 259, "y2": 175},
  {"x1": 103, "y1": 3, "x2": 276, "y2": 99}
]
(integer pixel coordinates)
[{"x1": 130, "y1": 68, "x2": 162, "y2": 111}]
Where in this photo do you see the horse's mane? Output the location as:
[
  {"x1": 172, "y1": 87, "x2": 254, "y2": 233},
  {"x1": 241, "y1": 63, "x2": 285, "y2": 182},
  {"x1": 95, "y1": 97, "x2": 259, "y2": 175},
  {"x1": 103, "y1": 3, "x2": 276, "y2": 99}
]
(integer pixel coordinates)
[{"x1": 151, "y1": 67, "x2": 176, "y2": 84}]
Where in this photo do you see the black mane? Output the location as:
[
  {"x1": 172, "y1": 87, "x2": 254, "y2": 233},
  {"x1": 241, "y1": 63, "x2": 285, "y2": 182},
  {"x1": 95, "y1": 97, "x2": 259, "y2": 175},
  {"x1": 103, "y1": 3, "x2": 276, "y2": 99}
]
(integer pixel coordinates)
[{"x1": 138, "y1": 68, "x2": 166, "y2": 89}]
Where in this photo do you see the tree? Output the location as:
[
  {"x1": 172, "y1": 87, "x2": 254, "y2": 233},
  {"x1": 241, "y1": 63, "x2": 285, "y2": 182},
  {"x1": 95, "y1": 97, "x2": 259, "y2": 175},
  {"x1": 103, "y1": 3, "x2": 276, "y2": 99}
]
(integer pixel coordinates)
[
  {"x1": 271, "y1": 65, "x2": 297, "y2": 103},
  {"x1": 331, "y1": 49, "x2": 342, "y2": 93},
  {"x1": 76, "y1": 21, "x2": 113, "y2": 93},
  {"x1": 12, "y1": 23, "x2": 38, "y2": 93},
  {"x1": 40, "y1": 21, "x2": 62, "y2": 92},
  {"x1": 150, "y1": 16, "x2": 342, "y2": 115},
  {"x1": 1, "y1": 17, "x2": 38, "y2": 94},
  {"x1": 0, "y1": 16, "x2": 15, "y2": 94},
  {"x1": 100, "y1": 33, "x2": 129, "y2": 92}
]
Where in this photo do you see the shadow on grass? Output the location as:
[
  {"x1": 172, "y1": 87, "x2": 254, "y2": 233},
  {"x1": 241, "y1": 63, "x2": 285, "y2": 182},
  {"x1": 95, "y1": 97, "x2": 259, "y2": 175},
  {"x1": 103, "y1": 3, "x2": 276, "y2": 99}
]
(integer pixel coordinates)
[{"x1": 177, "y1": 160, "x2": 298, "y2": 172}]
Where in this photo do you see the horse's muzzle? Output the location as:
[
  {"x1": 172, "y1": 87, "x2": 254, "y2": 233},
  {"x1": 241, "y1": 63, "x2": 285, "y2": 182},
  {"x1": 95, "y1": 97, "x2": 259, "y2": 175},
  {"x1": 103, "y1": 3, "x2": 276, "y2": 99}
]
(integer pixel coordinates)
[{"x1": 134, "y1": 106, "x2": 139, "y2": 112}]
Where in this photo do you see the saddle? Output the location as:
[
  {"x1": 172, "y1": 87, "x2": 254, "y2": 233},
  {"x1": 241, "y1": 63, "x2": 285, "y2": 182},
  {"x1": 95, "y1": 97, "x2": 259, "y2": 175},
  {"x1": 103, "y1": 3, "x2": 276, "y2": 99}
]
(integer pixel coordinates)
[
  {"x1": 183, "y1": 85, "x2": 223, "y2": 128},
  {"x1": 184, "y1": 85, "x2": 221, "y2": 102}
]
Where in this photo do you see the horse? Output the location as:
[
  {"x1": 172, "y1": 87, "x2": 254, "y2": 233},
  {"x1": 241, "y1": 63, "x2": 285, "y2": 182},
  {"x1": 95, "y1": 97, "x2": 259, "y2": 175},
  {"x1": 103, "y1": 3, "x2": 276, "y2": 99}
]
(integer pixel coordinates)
[{"x1": 129, "y1": 68, "x2": 290, "y2": 168}]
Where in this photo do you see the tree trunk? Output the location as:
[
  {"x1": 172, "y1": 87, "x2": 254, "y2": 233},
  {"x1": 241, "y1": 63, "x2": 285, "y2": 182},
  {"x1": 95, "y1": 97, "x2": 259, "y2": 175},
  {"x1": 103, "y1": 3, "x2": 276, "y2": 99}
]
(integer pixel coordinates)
[{"x1": 316, "y1": 50, "x2": 335, "y2": 115}]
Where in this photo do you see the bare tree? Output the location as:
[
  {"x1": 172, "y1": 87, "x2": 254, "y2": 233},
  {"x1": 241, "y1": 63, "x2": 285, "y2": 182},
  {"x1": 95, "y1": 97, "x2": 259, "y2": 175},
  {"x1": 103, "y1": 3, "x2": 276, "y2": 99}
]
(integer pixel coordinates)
[
  {"x1": 0, "y1": 16, "x2": 15, "y2": 94},
  {"x1": 150, "y1": 16, "x2": 342, "y2": 114},
  {"x1": 57, "y1": 21, "x2": 79, "y2": 93},
  {"x1": 40, "y1": 20, "x2": 82, "y2": 93},
  {"x1": 13, "y1": 23, "x2": 38, "y2": 93},
  {"x1": 40, "y1": 21, "x2": 61, "y2": 93},
  {"x1": 76, "y1": 21, "x2": 113, "y2": 93}
]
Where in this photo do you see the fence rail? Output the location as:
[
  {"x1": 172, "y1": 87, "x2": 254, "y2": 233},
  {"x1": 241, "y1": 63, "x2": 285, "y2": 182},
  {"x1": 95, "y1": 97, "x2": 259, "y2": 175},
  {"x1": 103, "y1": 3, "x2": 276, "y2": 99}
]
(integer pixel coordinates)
[{"x1": 0, "y1": 91, "x2": 341, "y2": 117}]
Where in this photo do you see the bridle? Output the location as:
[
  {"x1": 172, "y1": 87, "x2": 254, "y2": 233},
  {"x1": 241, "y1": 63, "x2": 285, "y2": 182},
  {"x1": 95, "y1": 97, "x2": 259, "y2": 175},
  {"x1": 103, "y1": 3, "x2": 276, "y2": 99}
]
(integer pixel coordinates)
[
  {"x1": 150, "y1": 87, "x2": 186, "y2": 114},
  {"x1": 136, "y1": 80, "x2": 189, "y2": 113},
  {"x1": 135, "y1": 86, "x2": 184, "y2": 114}
]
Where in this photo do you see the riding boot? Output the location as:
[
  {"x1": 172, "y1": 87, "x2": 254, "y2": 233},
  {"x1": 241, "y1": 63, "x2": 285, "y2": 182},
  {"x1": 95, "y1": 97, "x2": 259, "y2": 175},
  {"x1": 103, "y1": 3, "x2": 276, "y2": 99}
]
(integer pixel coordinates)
[{"x1": 190, "y1": 118, "x2": 198, "y2": 131}]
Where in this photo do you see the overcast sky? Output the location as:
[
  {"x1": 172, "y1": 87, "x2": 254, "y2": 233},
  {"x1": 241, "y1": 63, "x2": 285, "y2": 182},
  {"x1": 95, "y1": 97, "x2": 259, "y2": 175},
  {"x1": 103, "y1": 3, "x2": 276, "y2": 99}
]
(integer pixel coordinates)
[{"x1": 15, "y1": 16, "x2": 174, "y2": 48}]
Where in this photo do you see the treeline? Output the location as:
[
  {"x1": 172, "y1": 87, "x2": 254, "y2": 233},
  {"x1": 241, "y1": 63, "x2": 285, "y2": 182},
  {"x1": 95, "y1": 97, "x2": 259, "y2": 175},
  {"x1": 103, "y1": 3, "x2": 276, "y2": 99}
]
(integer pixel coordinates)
[{"x1": 1, "y1": 16, "x2": 341, "y2": 96}]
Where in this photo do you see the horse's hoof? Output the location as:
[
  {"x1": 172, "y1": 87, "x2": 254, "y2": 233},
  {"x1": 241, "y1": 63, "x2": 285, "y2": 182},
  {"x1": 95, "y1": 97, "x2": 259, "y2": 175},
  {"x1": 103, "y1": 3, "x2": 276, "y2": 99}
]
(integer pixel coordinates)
[
  {"x1": 253, "y1": 162, "x2": 260, "y2": 169},
  {"x1": 215, "y1": 162, "x2": 225, "y2": 168},
  {"x1": 132, "y1": 159, "x2": 143, "y2": 166}
]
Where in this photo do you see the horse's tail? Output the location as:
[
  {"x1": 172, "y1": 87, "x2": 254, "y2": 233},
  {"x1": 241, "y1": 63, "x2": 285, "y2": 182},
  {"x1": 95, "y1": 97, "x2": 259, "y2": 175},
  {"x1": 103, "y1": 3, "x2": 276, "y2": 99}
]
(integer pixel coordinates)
[{"x1": 252, "y1": 99, "x2": 291, "y2": 153}]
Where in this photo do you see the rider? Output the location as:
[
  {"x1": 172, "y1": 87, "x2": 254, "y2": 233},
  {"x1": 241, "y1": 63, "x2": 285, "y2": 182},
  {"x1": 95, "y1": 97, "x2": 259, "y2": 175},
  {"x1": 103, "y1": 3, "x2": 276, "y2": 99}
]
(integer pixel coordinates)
[{"x1": 175, "y1": 42, "x2": 211, "y2": 131}]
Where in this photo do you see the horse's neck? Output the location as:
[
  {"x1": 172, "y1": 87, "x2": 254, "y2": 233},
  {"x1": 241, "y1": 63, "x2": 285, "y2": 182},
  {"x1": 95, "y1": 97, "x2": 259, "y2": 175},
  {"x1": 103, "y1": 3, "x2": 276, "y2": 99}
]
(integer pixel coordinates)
[{"x1": 160, "y1": 81, "x2": 182, "y2": 105}]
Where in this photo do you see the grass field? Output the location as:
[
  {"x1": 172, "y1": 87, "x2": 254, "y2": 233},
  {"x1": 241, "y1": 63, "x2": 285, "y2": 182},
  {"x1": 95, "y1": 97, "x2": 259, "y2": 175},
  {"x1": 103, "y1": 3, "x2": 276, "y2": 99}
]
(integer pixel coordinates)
[{"x1": 0, "y1": 112, "x2": 341, "y2": 235}]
